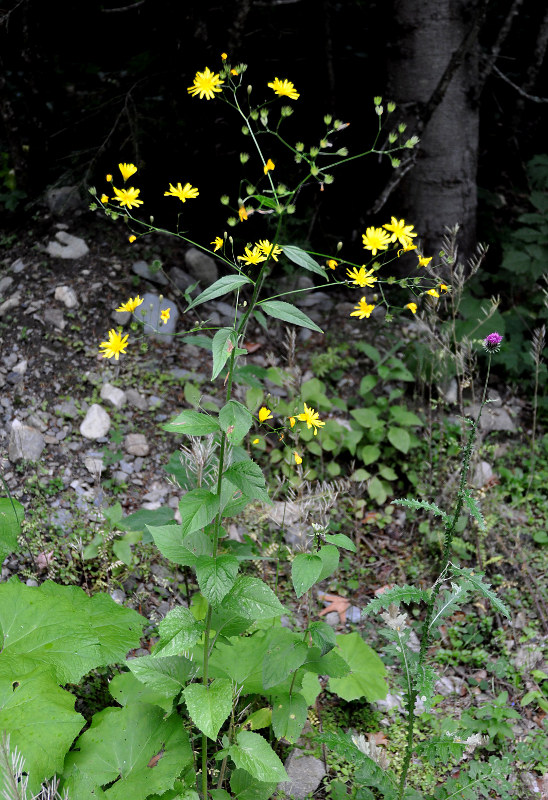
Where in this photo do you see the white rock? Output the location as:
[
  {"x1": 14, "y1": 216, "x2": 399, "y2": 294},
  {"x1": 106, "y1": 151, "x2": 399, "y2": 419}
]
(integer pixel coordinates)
[
  {"x1": 279, "y1": 752, "x2": 326, "y2": 800},
  {"x1": 0, "y1": 293, "x2": 21, "y2": 317},
  {"x1": 8, "y1": 421, "x2": 46, "y2": 462},
  {"x1": 54, "y1": 285, "x2": 78, "y2": 308},
  {"x1": 12, "y1": 360, "x2": 28, "y2": 375},
  {"x1": 100, "y1": 383, "x2": 127, "y2": 409},
  {"x1": 46, "y1": 231, "x2": 89, "y2": 259},
  {"x1": 124, "y1": 433, "x2": 149, "y2": 456},
  {"x1": 80, "y1": 404, "x2": 111, "y2": 439},
  {"x1": 84, "y1": 457, "x2": 104, "y2": 476}
]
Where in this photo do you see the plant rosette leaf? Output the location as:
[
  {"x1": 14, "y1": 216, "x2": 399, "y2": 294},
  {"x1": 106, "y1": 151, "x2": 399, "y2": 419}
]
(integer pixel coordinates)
[
  {"x1": 162, "y1": 409, "x2": 220, "y2": 436},
  {"x1": 220, "y1": 576, "x2": 285, "y2": 620},
  {"x1": 154, "y1": 607, "x2": 203, "y2": 656},
  {"x1": 328, "y1": 632, "x2": 388, "y2": 702},
  {"x1": 219, "y1": 400, "x2": 253, "y2": 444},
  {"x1": 223, "y1": 459, "x2": 271, "y2": 505},
  {"x1": 186, "y1": 275, "x2": 252, "y2": 310},
  {"x1": 0, "y1": 497, "x2": 24, "y2": 561},
  {"x1": 62, "y1": 703, "x2": 193, "y2": 800},
  {"x1": 271, "y1": 691, "x2": 308, "y2": 743},
  {"x1": 291, "y1": 553, "x2": 323, "y2": 598},
  {"x1": 258, "y1": 300, "x2": 323, "y2": 333},
  {"x1": 183, "y1": 677, "x2": 233, "y2": 740},
  {"x1": 228, "y1": 731, "x2": 288, "y2": 783},
  {"x1": 195, "y1": 554, "x2": 240, "y2": 607},
  {"x1": 281, "y1": 245, "x2": 328, "y2": 278}
]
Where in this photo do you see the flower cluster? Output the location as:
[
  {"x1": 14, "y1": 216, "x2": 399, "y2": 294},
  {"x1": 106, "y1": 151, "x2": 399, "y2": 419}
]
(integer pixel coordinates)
[
  {"x1": 255, "y1": 402, "x2": 326, "y2": 466},
  {"x1": 237, "y1": 240, "x2": 282, "y2": 265}
]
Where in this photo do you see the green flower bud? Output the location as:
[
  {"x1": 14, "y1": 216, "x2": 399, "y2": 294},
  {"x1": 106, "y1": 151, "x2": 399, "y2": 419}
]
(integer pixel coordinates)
[
  {"x1": 323, "y1": 174, "x2": 334, "y2": 184},
  {"x1": 88, "y1": 186, "x2": 97, "y2": 196},
  {"x1": 336, "y1": 241, "x2": 343, "y2": 252},
  {"x1": 240, "y1": 152, "x2": 250, "y2": 164},
  {"x1": 324, "y1": 114, "x2": 332, "y2": 125},
  {"x1": 390, "y1": 157, "x2": 401, "y2": 168},
  {"x1": 336, "y1": 147, "x2": 348, "y2": 157},
  {"x1": 404, "y1": 136, "x2": 420, "y2": 148},
  {"x1": 250, "y1": 110, "x2": 259, "y2": 121},
  {"x1": 374, "y1": 96, "x2": 382, "y2": 106},
  {"x1": 319, "y1": 139, "x2": 329, "y2": 148},
  {"x1": 398, "y1": 122, "x2": 407, "y2": 133},
  {"x1": 286, "y1": 204, "x2": 296, "y2": 214},
  {"x1": 241, "y1": 125, "x2": 250, "y2": 135},
  {"x1": 245, "y1": 184, "x2": 256, "y2": 196},
  {"x1": 247, "y1": 85, "x2": 252, "y2": 94},
  {"x1": 89, "y1": 203, "x2": 97, "y2": 211},
  {"x1": 387, "y1": 101, "x2": 396, "y2": 113},
  {"x1": 310, "y1": 146, "x2": 319, "y2": 157},
  {"x1": 294, "y1": 155, "x2": 302, "y2": 164},
  {"x1": 310, "y1": 165, "x2": 320, "y2": 176},
  {"x1": 295, "y1": 142, "x2": 305, "y2": 152},
  {"x1": 227, "y1": 216, "x2": 237, "y2": 227},
  {"x1": 220, "y1": 195, "x2": 230, "y2": 205},
  {"x1": 281, "y1": 105, "x2": 293, "y2": 117},
  {"x1": 388, "y1": 132, "x2": 397, "y2": 144}
]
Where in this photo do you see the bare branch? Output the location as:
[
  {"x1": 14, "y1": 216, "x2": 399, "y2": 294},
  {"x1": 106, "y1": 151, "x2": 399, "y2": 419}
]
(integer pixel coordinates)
[
  {"x1": 101, "y1": 0, "x2": 146, "y2": 11},
  {"x1": 493, "y1": 65, "x2": 548, "y2": 103},
  {"x1": 478, "y1": 0, "x2": 524, "y2": 88}
]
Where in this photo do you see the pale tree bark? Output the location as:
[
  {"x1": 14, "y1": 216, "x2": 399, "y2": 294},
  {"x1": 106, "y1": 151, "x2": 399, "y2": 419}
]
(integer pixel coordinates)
[{"x1": 383, "y1": 0, "x2": 486, "y2": 260}]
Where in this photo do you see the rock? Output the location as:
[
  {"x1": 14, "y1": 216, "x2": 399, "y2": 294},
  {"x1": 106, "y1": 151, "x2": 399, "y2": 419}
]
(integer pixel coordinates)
[
  {"x1": 132, "y1": 260, "x2": 168, "y2": 285},
  {"x1": 124, "y1": 433, "x2": 149, "y2": 456},
  {"x1": 111, "y1": 308, "x2": 131, "y2": 325},
  {"x1": 43, "y1": 307, "x2": 66, "y2": 330},
  {"x1": 46, "y1": 186, "x2": 83, "y2": 216},
  {"x1": 0, "y1": 293, "x2": 21, "y2": 317},
  {"x1": 54, "y1": 285, "x2": 78, "y2": 308},
  {"x1": 8, "y1": 421, "x2": 46, "y2": 462},
  {"x1": 464, "y1": 403, "x2": 516, "y2": 433},
  {"x1": 126, "y1": 388, "x2": 148, "y2": 411},
  {"x1": 110, "y1": 589, "x2": 126, "y2": 605},
  {"x1": 0, "y1": 276, "x2": 13, "y2": 295},
  {"x1": 472, "y1": 460, "x2": 494, "y2": 488},
  {"x1": 323, "y1": 611, "x2": 340, "y2": 628},
  {"x1": 84, "y1": 456, "x2": 104, "y2": 476},
  {"x1": 46, "y1": 231, "x2": 89, "y2": 259},
  {"x1": 185, "y1": 247, "x2": 219, "y2": 284},
  {"x1": 100, "y1": 383, "x2": 127, "y2": 409},
  {"x1": 80, "y1": 404, "x2": 111, "y2": 439},
  {"x1": 278, "y1": 751, "x2": 326, "y2": 799},
  {"x1": 169, "y1": 266, "x2": 196, "y2": 292},
  {"x1": 12, "y1": 359, "x2": 28, "y2": 375},
  {"x1": 10, "y1": 258, "x2": 25, "y2": 273},
  {"x1": 53, "y1": 399, "x2": 80, "y2": 419},
  {"x1": 133, "y1": 292, "x2": 179, "y2": 339}
]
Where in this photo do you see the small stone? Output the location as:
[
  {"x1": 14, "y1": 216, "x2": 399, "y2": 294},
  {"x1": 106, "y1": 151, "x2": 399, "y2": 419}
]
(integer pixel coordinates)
[
  {"x1": 46, "y1": 186, "x2": 83, "y2": 216},
  {"x1": 112, "y1": 471, "x2": 129, "y2": 485},
  {"x1": 100, "y1": 383, "x2": 127, "y2": 409},
  {"x1": 53, "y1": 399, "x2": 79, "y2": 419},
  {"x1": 472, "y1": 460, "x2": 494, "y2": 488},
  {"x1": 0, "y1": 276, "x2": 13, "y2": 294},
  {"x1": 12, "y1": 359, "x2": 28, "y2": 375},
  {"x1": 44, "y1": 307, "x2": 66, "y2": 330},
  {"x1": 84, "y1": 457, "x2": 104, "y2": 476},
  {"x1": 133, "y1": 292, "x2": 179, "y2": 339},
  {"x1": 110, "y1": 589, "x2": 126, "y2": 605},
  {"x1": 323, "y1": 611, "x2": 340, "y2": 628},
  {"x1": 0, "y1": 293, "x2": 21, "y2": 317},
  {"x1": 124, "y1": 433, "x2": 149, "y2": 456},
  {"x1": 169, "y1": 266, "x2": 195, "y2": 292},
  {"x1": 46, "y1": 231, "x2": 89, "y2": 259},
  {"x1": 147, "y1": 395, "x2": 163, "y2": 409},
  {"x1": 26, "y1": 578, "x2": 39, "y2": 587},
  {"x1": 80, "y1": 404, "x2": 111, "y2": 439},
  {"x1": 126, "y1": 388, "x2": 148, "y2": 411},
  {"x1": 111, "y1": 308, "x2": 131, "y2": 325},
  {"x1": 279, "y1": 752, "x2": 326, "y2": 800},
  {"x1": 8, "y1": 422, "x2": 46, "y2": 462},
  {"x1": 185, "y1": 247, "x2": 219, "y2": 284},
  {"x1": 132, "y1": 259, "x2": 168, "y2": 285},
  {"x1": 10, "y1": 258, "x2": 25, "y2": 273},
  {"x1": 54, "y1": 285, "x2": 78, "y2": 308}
]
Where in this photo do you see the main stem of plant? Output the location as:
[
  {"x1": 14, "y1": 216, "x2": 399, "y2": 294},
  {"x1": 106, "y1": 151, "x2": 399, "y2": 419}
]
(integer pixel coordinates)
[{"x1": 396, "y1": 356, "x2": 492, "y2": 799}]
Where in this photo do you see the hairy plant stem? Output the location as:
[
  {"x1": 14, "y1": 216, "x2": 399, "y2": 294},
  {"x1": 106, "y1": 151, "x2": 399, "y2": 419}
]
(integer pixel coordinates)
[{"x1": 396, "y1": 356, "x2": 492, "y2": 800}]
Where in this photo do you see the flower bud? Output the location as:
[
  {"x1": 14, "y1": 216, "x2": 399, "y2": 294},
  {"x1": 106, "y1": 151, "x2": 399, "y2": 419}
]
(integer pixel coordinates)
[
  {"x1": 286, "y1": 204, "x2": 296, "y2": 214},
  {"x1": 295, "y1": 142, "x2": 304, "y2": 152},
  {"x1": 240, "y1": 152, "x2": 250, "y2": 164},
  {"x1": 336, "y1": 147, "x2": 349, "y2": 156},
  {"x1": 241, "y1": 125, "x2": 250, "y2": 135},
  {"x1": 391, "y1": 157, "x2": 401, "y2": 168},
  {"x1": 220, "y1": 195, "x2": 230, "y2": 205},
  {"x1": 319, "y1": 139, "x2": 329, "y2": 148},
  {"x1": 398, "y1": 123, "x2": 407, "y2": 133},
  {"x1": 310, "y1": 165, "x2": 320, "y2": 176},
  {"x1": 245, "y1": 184, "x2": 256, "y2": 195},
  {"x1": 404, "y1": 136, "x2": 420, "y2": 148},
  {"x1": 387, "y1": 101, "x2": 396, "y2": 113},
  {"x1": 310, "y1": 146, "x2": 319, "y2": 157},
  {"x1": 88, "y1": 186, "x2": 97, "y2": 196},
  {"x1": 374, "y1": 96, "x2": 382, "y2": 106},
  {"x1": 324, "y1": 174, "x2": 334, "y2": 184},
  {"x1": 324, "y1": 114, "x2": 332, "y2": 125},
  {"x1": 375, "y1": 105, "x2": 383, "y2": 116},
  {"x1": 250, "y1": 110, "x2": 259, "y2": 121},
  {"x1": 388, "y1": 132, "x2": 397, "y2": 144},
  {"x1": 281, "y1": 105, "x2": 293, "y2": 117},
  {"x1": 227, "y1": 216, "x2": 237, "y2": 227}
]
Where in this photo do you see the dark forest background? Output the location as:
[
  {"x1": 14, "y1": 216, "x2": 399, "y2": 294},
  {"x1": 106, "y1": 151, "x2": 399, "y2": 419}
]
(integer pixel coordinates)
[{"x1": 0, "y1": 0, "x2": 547, "y2": 263}]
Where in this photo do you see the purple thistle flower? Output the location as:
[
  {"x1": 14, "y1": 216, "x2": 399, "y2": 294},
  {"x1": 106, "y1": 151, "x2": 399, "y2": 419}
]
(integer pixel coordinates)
[{"x1": 482, "y1": 332, "x2": 503, "y2": 353}]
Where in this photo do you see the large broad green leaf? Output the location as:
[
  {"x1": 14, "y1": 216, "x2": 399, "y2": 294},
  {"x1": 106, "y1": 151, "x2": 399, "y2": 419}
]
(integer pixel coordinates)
[
  {"x1": 308, "y1": 621, "x2": 337, "y2": 656},
  {"x1": 118, "y1": 506, "x2": 175, "y2": 533},
  {"x1": 148, "y1": 524, "x2": 211, "y2": 567},
  {"x1": 163, "y1": 410, "x2": 220, "y2": 436},
  {"x1": 387, "y1": 426, "x2": 410, "y2": 454},
  {"x1": 187, "y1": 275, "x2": 252, "y2": 310},
  {"x1": 317, "y1": 544, "x2": 339, "y2": 581},
  {"x1": 291, "y1": 553, "x2": 323, "y2": 598},
  {"x1": 219, "y1": 401, "x2": 253, "y2": 444},
  {"x1": 0, "y1": 497, "x2": 24, "y2": 561},
  {"x1": 281, "y1": 245, "x2": 328, "y2": 278},
  {"x1": 0, "y1": 662, "x2": 85, "y2": 794},
  {"x1": 259, "y1": 300, "x2": 323, "y2": 333},
  {"x1": 230, "y1": 769, "x2": 277, "y2": 800},
  {"x1": 328, "y1": 632, "x2": 388, "y2": 702},
  {"x1": 271, "y1": 691, "x2": 308, "y2": 743},
  {"x1": 128, "y1": 654, "x2": 198, "y2": 700},
  {"x1": 221, "y1": 577, "x2": 285, "y2": 620},
  {"x1": 208, "y1": 633, "x2": 270, "y2": 692},
  {"x1": 179, "y1": 489, "x2": 220, "y2": 536},
  {"x1": 228, "y1": 731, "x2": 288, "y2": 783},
  {"x1": 155, "y1": 607, "x2": 203, "y2": 656},
  {"x1": 0, "y1": 579, "x2": 145, "y2": 684},
  {"x1": 109, "y1": 670, "x2": 175, "y2": 712},
  {"x1": 262, "y1": 628, "x2": 308, "y2": 690},
  {"x1": 212, "y1": 328, "x2": 247, "y2": 381},
  {"x1": 62, "y1": 704, "x2": 193, "y2": 800},
  {"x1": 323, "y1": 533, "x2": 356, "y2": 553},
  {"x1": 195, "y1": 555, "x2": 239, "y2": 606},
  {"x1": 223, "y1": 460, "x2": 270, "y2": 505},
  {"x1": 183, "y1": 677, "x2": 233, "y2": 740},
  {"x1": 350, "y1": 408, "x2": 380, "y2": 428}
]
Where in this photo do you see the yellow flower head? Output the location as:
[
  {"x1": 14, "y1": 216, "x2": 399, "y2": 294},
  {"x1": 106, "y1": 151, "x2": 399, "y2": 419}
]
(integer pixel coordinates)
[
  {"x1": 405, "y1": 302, "x2": 418, "y2": 314},
  {"x1": 362, "y1": 227, "x2": 391, "y2": 255},
  {"x1": 257, "y1": 240, "x2": 283, "y2": 261},
  {"x1": 439, "y1": 283, "x2": 449, "y2": 294},
  {"x1": 383, "y1": 217, "x2": 417, "y2": 246},
  {"x1": 211, "y1": 236, "x2": 224, "y2": 252},
  {"x1": 112, "y1": 186, "x2": 143, "y2": 209},
  {"x1": 289, "y1": 416, "x2": 296, "y2": 428},
  {"x1": 264, "y1": 158, "x2": 275, "y2": 174},
  {"x1": 397, "y1": 241, "x2": 418, "y2": 256},
  {"x1": 350, "y1": 297, "x2": 376, "y2": 320},
  {"x1": 267, "y1": 77, "x2": 300, "y2": 100},
  {"x1": 238, "y1": 206, "x2": 248, "y2": 222},
  {"x1": 346, "y1": 265, "x2": 377, "y2": 289},
  {"x1": 118, "y1": 162, "x2": 137, "y2": 182},
  {"x1": 187, "y1": 67, "x2": 224, "y2": 100},
  {"x1": 221, "y1": 52, "x2": 228, "y2": 60},
  {"x1": 294, "y1": 451, "x2": 302, "y2": 465},
  {"x1": 417, "y1": 254, "x2": 432, "y2": 268},
  {"x1": 297, "y1": 403, "x2": 325, "y2": 436},
  {"x1": 327, "y1": 259, "x2": 338, "y2": 270},
  {"x1": 426, "y1": 288, "x2": 440, "y2": 298},
  {"x1": 258, "y1": 406, "x2": 273, "y2": 423},
  {"x1": 106, "y1": 174, "x2": 112, "y2": 182},
  {"x1": 230, "y1": 68, "x2": 238, "y2": 76},
  {"x1": 99, "y1": 329, "x2": 129, "y2": 360},
  {"x1": 238, "y1": 245, "x2": 267, "y2": 266},
  {"x1": 164, "y1": 182, "x2": 199, "y2": 203},
  {"x1": 116, "y1": 296, "x2": 143, "y2": 313},
  {"x1": 100, "y1": 194, "x2": 109, "y2": 204},
  {"x1": 160, "y1": 308, "x2": 171, "y2": 324},
  {"x1": 128, "y1": 235, "x2": 137, "y2": 243}
]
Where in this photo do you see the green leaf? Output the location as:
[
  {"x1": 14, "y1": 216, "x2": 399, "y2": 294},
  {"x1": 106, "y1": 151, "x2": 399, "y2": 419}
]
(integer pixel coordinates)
[
  {"x1": 462, "y1": 489, "x2": 486, "y2": 530},
  {"x1": 0, "y1": 663, "x2": 85, "y2": 794},
  {"x1": 281, "y1": 245, "x2": 328, "y2": 278},
  {"x1": 378, "y1": 465, "x2": 398, "y2": 481},
  {"x1": 230, "y1": 769, "x2": 277, "y2": 800},
  {"x1": 109, "y1": 669, "x2": 175, "y2": 712},
  {"x1": 229, "y1": 731, "x2": 288, "y2": 782},
  {"x1": 271, "y1": 691, "x2": 308, "y2": 742},
  {"x1": 187, "y1": 275, "x2": 252, "y2": 310},
  {"x1": 127, "y1": 654, "x2": 197, "y2": 701},
  {"x1": 308, "y1": 620, "x2": 337, "y2": 656},
  {"x1": 163, "y1": 410, "x2": 220, "y2": 436},
  {"x1": 195, "y1": 555, "x2": 239, "y2": 606},
  {"x1": 219, "y1": 400, "x2": 253, "y2": 444},
  {"x1": 360, "y1": 444, "x2": 380, "y2": 465},
  {"x1": 350, "y1": 408, "x2": 380, "y2": 428},
  {"x1": 389, "y1": 407, "x2": 423, "y2": 427},
  {"x1": 363, "y1": 584, "x2": 430, "y2": 615},
  {"x1": 112, "y1": 537, "x2": 132, "y2": 566},
  {"x1": 367, "y1": 476, "x2": 387, "y2": 505},
  {"x1": 119, "y1": 506, "x2": 175, "y2": 533},
  {"x1": 62, "y1": 704, "x2": 192, "y2": 800},
  {"x1": 262, "y1": 628, "x2": 308, "y2": 690},
  {"x1": 317, "y1": 544, "x2": 340, "y2": 581},
  {"x1": 183, "y1": 678, "x2": 233, "y2": 740},
  {"x1": 291, "y1": 553, "x2": 323, "y2": 598},
  {"x1": 223, "y1": 460, "x2": 270, "y2": 504},
  {"x1": 148, "y1": 523, "x2": 210, "y2": 566},
  {"x1": 317, "y1": 730, "x2": 397, "y2": 796},
  {"x1": 393, "y1": 497, "x2": 450, "y2": 524},
  {"x1": 259, "y1": 300, "x2": 323, "y2": 333},
  {"x1": 179, "y1": 489, "x2": 219, "y2": 536},
  {"x1": 155, "y1": 607, "x2": 203, "y2": 655},
  {"x1": 387, "y1": 426, "x2": 410, "y2": 453},
  {"x1": 359, "y1": 375, "x2": 378, "y2": 396},
  {"x1": 328, "y1": 633, "x2": 388, "y2": 702},
  {"x1": 0, "y1": 497, "x2": 24, "y2": 561},
  {"x1": 450, "y1": 566, "x2": 510, "y2": 618},
  {"x1": 323, "y1": 533, "x2": 356, "y2": 553},
  {"x1": 212, "y1": 328, "x2": 238, "y2": 381},
  {"x1": 415, "y1": 738, "x2": 466, "y2": 765},
  {"x1": 221, "y1": 576, "x2": 285, "y2": 620}
]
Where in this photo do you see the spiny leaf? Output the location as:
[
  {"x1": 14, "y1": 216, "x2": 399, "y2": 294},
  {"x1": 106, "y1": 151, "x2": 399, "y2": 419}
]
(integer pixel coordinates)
[
  {"x1": 414, "y1": 663, "x2": 437, "y2": 710},
  {"x1": 363, "y1": 584, "x2": 430, "y2": 615},
  {"x1": 450, "y1": 566, "x2": 510, "y2": 618},
  {"x1": 393, "y1": 497, "x2": 450, "y2": 524},
  {"x1": 462, "y1": 489, "x2": 486, "y2": 530},
  {"x1": 429, "y1": 582, "x2": 470, "y2": 632},
  {"x1": 415, "y1": 737, "x2": 467, "y2": 765}
]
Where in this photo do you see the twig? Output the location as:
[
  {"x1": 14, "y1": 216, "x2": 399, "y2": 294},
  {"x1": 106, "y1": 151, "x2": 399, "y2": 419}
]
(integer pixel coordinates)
[{"x1": 492, "y1": 65, "x2": 548, "y2": 103}]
